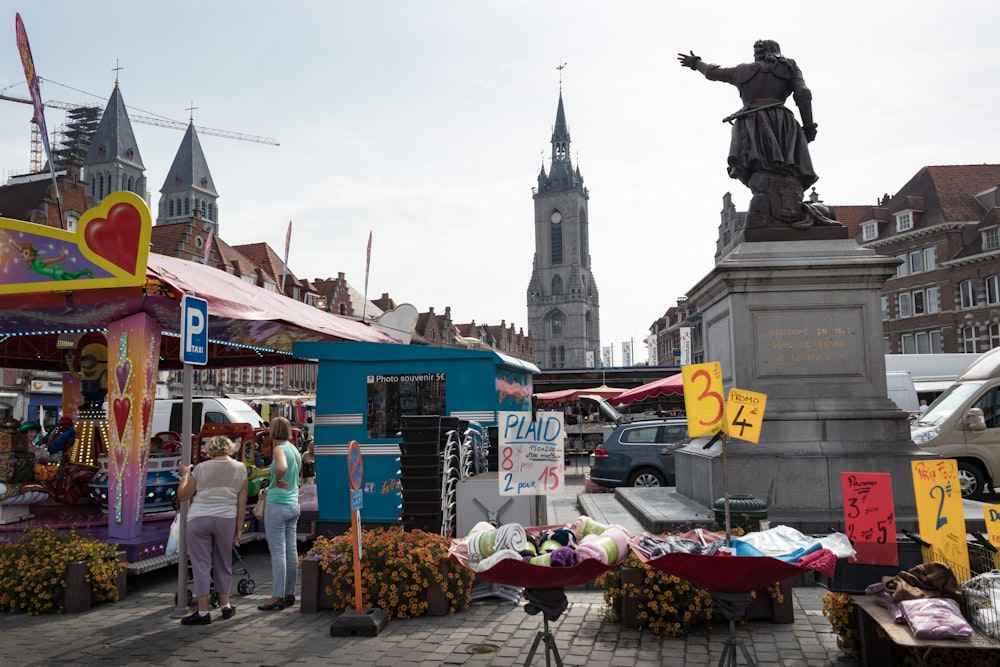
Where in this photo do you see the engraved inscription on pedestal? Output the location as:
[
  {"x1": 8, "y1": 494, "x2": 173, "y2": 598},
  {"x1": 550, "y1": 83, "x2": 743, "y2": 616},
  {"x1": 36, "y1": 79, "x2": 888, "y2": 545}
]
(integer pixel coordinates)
[{"x1": 754, "y1": 307, "x2": 864, "y2": 378}]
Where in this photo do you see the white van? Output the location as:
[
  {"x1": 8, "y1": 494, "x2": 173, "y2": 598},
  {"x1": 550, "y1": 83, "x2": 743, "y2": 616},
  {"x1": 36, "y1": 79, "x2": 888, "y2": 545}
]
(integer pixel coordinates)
[
  {"x1": 150, "y1": 397, "x2": 264, "y2": 438},
  {"x1": 886, "y1": 371, "x2": 919, "y2": 415},
  {"x1": 911, "y1": 349, "x2": 998, "y2": 499}
]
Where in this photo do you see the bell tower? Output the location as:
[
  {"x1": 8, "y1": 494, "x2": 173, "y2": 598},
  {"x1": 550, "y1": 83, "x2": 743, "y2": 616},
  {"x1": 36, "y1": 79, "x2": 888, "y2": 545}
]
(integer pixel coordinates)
[{"x1": 526, "y1": 87, "x2": 600, "y2": 369}]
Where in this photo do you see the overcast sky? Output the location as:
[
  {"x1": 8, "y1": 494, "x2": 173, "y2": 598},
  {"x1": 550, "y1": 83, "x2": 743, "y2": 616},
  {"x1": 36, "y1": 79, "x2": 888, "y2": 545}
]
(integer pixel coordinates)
[{"x1": 3, "y1": 1, "x2": 999, "y2": 365}]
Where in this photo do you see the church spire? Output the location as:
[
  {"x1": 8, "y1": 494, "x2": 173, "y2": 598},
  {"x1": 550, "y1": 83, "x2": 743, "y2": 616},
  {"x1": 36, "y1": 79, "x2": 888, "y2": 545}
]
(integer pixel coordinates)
[
  {"x1": 156, "y1": 119, "x2": 219, "y2": 230},
  {"x1": 83, "y1": 82, "x2": 146, "y2": 203}
]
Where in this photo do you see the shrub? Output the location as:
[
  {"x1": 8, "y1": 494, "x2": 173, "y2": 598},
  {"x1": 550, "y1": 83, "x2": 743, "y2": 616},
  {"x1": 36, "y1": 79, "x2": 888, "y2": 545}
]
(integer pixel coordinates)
[
  {"x1": 305, "y1": 527, "x2": 474, "y2": 619},
  {"x1": 0, "y1": 528, "x2": 125, "y2": 615}
]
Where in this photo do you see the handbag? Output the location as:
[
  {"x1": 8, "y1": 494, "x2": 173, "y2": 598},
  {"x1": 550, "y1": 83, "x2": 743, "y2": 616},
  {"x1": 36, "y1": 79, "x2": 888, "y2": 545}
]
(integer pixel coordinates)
[{"x1": 252, "y1": 488, "x2": 267, "y2": 521}]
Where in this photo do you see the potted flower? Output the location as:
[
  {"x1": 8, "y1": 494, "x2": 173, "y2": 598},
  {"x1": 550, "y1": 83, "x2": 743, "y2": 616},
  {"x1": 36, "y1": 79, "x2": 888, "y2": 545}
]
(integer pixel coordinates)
[
  {"x1": 822, "y1": 592, "x2": 860, "y2": 660},
  {"x1": 596, "y1": 552, "x2": 714, "y2": 637},
  {"x1": 301, "y1": 527, "x2": 474, "y2": 619},
  {"x1": 0, "y1": 528, "x2": 127, "y2": 615}
]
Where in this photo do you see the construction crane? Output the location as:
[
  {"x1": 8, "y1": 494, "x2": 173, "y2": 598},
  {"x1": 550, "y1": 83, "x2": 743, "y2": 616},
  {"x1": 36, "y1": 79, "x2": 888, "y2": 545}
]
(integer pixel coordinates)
[{"x1": 0, "y1": 92, "x2": 279, "y2": 172}]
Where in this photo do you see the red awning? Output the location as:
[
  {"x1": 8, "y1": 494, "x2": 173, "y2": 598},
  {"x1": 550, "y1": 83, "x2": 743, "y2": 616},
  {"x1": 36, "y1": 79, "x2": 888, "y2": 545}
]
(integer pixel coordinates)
[
  {"x1": 535, "y1": 385, "x2": 626, "y2": 404},
  {"x1": 611, "y1": 373, "x2": 684, "y2": 406}
]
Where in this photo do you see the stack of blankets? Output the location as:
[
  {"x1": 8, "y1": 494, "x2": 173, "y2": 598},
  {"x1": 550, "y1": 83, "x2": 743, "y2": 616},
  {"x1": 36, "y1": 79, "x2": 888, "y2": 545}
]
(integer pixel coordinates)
[{"x1": 450, "y1": 516, "x2": 630, "y2": 572}]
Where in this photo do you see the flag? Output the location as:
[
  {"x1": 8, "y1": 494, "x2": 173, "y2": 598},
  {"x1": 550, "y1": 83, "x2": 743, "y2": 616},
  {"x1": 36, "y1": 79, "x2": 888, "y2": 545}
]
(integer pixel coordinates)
[
  {"x1": 362, "y1": 230, "x2": 373, "y2": 321},
  {"x1": 202, "y1": 228, "x2": 214, "y2": 265},
  {"x1": 15, "y1": 14, "x2": 53, "y2": 169},
  {"x1": 646, "y1": 334, "x2": 658, "y2": 366},
  {"x1": 585, "y1": 351, "x2": 595, "y2": 368},
  {"x1": 601, "y1": 346, "x2": 612, "y2": 368},
  {"x1": 364, "y1": 230, "x2": 372, "y2": 296},
  {"x1": 280, "y1": 220, "x2": 292, "y2": 293},
  {"x1": 622, "y1": 341, "x2": 632, "y2": 367}
]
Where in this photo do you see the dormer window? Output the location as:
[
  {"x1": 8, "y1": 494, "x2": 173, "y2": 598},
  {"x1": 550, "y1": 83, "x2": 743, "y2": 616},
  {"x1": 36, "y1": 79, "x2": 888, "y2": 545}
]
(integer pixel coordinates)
[
  {"x1": 895, "y1": 210, "x2": 913, "y2": 232},
  {"x1": 983, "y1": 226, "x2": 1000, "y2": 251},
  {"x1": 861, "y1": 221, "x2": 878, "y2": 241}
]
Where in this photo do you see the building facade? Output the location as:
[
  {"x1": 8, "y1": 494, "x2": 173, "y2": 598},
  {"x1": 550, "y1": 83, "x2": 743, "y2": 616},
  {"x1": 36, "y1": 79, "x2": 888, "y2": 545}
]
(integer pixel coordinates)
[{"x1": 526, "y1": 92, "x2": 600, "y2": 369}]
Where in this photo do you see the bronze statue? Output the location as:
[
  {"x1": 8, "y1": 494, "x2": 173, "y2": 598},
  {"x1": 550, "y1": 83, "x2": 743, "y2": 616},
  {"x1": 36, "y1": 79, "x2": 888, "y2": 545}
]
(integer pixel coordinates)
[{"x1": 679, "y1": 40, "x2": 838, "y2": 230}]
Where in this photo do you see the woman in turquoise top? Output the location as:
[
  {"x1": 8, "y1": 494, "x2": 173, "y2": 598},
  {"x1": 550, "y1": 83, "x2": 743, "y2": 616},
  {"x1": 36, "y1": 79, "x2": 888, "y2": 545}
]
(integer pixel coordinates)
[{"x1": 258, "y1": 417, "x2": 302, "y2": 611}]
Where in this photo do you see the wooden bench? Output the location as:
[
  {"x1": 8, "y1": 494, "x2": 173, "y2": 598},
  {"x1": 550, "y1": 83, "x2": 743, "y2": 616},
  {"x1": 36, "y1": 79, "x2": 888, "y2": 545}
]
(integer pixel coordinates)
[{"x1": 853, "y1": 594, "x2": 1000, "y2": 666}]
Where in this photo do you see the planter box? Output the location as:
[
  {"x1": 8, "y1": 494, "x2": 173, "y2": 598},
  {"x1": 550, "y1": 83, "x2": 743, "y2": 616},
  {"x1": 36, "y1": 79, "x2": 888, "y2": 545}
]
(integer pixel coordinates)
[
  {"x1": 300, "y1": 557, "x2": 449, "y2": 617},
  {"x1": 61, "y1": 551, "x2": 128, "y2": 614},
  {"x1": 617, "y1": 567, "x2": 793, "y2": 629}
]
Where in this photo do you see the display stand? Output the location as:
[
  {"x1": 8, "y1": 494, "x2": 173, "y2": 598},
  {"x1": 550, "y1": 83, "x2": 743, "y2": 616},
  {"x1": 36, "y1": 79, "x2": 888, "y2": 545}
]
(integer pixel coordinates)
[
  {"x1": 450, "y1": 552, "x2": 616, "y2": 667},
  {"x1": 522, "y1": 589, "x2": 568, "y2": 667}
]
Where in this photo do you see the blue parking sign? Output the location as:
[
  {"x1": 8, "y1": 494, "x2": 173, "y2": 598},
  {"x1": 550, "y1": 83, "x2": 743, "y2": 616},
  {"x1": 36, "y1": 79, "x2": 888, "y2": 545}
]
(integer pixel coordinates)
[{"x1": 181, "y1": 294, "x2": 208, "y2": 365}]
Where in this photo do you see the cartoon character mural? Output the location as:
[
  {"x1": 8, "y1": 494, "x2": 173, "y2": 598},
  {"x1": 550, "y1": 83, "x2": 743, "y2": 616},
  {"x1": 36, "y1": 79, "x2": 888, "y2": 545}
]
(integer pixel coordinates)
[{"x1": 11, "y1": 241, "x2": 94, "y2": 280}]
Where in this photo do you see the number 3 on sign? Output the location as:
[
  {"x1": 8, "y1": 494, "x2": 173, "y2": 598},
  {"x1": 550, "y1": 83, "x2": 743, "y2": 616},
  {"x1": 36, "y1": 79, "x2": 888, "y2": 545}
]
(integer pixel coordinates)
[{"x1": 682, "y1": 362, "x2": 724, "y2": 437}]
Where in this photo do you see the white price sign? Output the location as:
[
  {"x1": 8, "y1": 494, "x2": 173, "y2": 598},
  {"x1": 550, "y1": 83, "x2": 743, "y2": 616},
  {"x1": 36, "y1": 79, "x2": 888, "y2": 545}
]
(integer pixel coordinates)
[{"x1": 497, "y1": 411, "x2": 564, "y2": 496}]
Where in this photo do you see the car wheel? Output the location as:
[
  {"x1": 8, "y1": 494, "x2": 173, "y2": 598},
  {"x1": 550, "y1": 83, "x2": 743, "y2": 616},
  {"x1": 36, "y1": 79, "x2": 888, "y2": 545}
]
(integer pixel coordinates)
[
  {"x1": 627, "y1": 468, "x2": 666, "y2": 488},
  {"x1": 957, "y1": 461, "x2": 988, "y2": 500}
]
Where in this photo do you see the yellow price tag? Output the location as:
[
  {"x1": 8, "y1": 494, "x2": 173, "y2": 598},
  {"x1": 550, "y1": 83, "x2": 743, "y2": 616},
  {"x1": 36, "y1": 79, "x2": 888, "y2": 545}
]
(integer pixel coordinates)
[
  {"x1": 984, "y1": 504, "x2": 1000, "y2": 551},
  {"x1": 682, "y1": 362, "x2": 724, "y2": 437},
  {"x1": 911, "y1": 459, "x2": 970, "y2": 574},
  {"x1": 724, "y1": 388, "x2": 767, "y2": 443}
]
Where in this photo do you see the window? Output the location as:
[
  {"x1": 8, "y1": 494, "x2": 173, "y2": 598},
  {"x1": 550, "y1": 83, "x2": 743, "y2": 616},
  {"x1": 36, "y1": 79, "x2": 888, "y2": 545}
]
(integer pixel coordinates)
[
  {"x1": 242, "y1": 275, "x2": 255, "y2": 285},
  {"x1": 896, "y1": 255, "x2": 909, "y2": 278},
  {"x1": 550, "y1": 222, "x2": 563, "y2": 264},
  {"x1": 898, "y1": 293, "x2": 911, "y2": 318},
  {"x1": 991, "y1": 323, "x2": 1000, "y2": 350},
  {"x1": 263, "y1": 282, "x2": 276, "y2": 292},
  {"x1": 962, "y1": 325, "x2": 978, "y2": 353},
  {"x1": 861, "y1": 222, "x2": 878, "y2": 241},
  {"x1": 551, "y1": 274, "x2": 563, "y2": 296},
  {"x1": 895, "y1": 211, "x2": 913, "y2": 232},
  {"x1": 987, "y1": 276, "x2": 1000, "y2": 305},
  {"x1": 900, "y1": 287, "x2": 939, "y2": 316},
  {"x1": 550, "y1": 311, "x2": 564, "y2": 337},
  {"x1": 984, "y1": 227, "x2": 1000, "y2": 251},
  {"x1": 169, "y1": 200, "x2": 174, "y2": 217},
  {"x1": 881, "y1": 296, "x2": 889, "y2": 321},
  {"x1": 960, "y1": 280, "x2": 978, "y2": 308},
  {"x1": 923, "y1": 247, "x2": 936, "y2": 270},
  {"x1": 184, "y1": 198, "x2": 190, "y2": 215},
  {"x1": 908, "y1": 250, "x2": 923, "y2": 273}
]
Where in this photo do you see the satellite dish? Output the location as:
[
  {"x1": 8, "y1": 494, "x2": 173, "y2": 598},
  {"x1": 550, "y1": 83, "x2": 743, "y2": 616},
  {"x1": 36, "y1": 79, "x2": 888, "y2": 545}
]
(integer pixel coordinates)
[{"x1": 372, "y1": 304, "x2": 418, "y2": 344}]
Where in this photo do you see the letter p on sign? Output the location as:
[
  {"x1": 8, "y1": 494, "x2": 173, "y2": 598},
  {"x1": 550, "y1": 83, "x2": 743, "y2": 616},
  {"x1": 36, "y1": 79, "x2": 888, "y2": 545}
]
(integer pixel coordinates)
[{"x1": 181, "y1": 293, "x2": 209, "y2": 365}]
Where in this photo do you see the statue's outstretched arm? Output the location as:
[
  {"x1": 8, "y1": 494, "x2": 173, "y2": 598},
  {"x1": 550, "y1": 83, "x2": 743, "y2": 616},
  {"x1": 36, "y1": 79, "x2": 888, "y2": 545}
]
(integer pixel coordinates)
[{"x1": 677, "y1": 51, "x2": 712, "y2": 75}]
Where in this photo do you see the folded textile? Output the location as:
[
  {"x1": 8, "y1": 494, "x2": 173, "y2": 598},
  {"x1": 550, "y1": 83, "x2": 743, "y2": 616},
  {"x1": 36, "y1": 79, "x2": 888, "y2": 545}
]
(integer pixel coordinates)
[
  {"x1": 865, "y1": 582, "x2": 904, "y2": 623},
  {"x1": 796, "y1": 549, "x2": 837, "y2": 579},
  {"x1": 577, "y1": 526, "x2": 630, "y2": 565},
  {"x1": 465, "y1": 522, "x2": 528, "y2": 560},
  {"x1": 634, "y1": 533, "x2": 726, "y2": 557},
  {"x1": 570, "y1": 516, "x2": 608, "y2": 538},
  {"x1": 475, "y1": 548, "x2": 525, "y2": 571},
  {"x1": 539, "y1": 527, "x2": 578, "y2": 549},
  {"x1": 883, "y1": 562, "x2": 965, "y2": 606},
  {"x1": 900, "y1": 597, "x2": 973, "y2": 639},
  {"x1": 550, "y1": 546, "x2": 578, "y2": 567}
]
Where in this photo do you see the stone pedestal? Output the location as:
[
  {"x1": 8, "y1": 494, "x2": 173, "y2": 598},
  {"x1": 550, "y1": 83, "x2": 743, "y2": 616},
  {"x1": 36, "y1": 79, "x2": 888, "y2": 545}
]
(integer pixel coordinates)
[{"x1": 675, "y1": 239, "x2": 932, "y2": 532}]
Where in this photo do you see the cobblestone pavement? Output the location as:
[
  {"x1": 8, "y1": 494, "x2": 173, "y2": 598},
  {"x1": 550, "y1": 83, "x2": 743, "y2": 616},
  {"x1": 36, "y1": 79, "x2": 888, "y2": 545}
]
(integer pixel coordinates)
[{"x1": 2, "y1": 470, "x2": 859, "y2": 666}]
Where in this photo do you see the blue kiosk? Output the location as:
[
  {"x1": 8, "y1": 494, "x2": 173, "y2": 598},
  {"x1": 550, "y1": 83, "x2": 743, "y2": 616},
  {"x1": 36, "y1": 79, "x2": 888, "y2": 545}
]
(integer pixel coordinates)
[{"x1": 293, "y1": 341, "x2": 538, "y2": 530}]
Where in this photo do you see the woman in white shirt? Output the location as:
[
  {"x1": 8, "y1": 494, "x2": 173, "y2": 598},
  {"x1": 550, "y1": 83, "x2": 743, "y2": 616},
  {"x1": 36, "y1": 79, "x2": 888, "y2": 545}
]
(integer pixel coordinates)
[{"x1": 176, "y1": 435, "x2": 248, "y2": 625}]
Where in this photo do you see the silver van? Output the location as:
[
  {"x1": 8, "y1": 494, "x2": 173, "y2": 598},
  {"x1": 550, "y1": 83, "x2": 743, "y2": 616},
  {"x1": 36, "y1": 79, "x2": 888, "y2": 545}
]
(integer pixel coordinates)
[{"x1": 911, "y1": 349, "x2": 999, "y2": 499}]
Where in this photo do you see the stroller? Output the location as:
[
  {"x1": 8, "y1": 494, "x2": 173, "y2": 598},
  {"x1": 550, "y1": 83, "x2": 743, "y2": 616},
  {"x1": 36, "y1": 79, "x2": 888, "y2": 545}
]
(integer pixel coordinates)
[{"x1": 180, "y1": 546, "x2": 256, "y2": 606}]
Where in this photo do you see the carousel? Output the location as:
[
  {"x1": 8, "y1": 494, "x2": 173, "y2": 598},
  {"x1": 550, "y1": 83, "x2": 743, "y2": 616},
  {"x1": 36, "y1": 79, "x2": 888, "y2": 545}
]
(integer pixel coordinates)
[{"x1": 0, "y1": 192, "x2": 394, "y2": 561}]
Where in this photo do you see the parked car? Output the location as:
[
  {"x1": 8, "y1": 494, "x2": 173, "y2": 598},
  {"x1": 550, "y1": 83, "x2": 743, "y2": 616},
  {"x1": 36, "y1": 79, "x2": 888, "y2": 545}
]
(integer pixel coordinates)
[{"x1": 589, "y1": 418, "x2": 689, "y2": 488}]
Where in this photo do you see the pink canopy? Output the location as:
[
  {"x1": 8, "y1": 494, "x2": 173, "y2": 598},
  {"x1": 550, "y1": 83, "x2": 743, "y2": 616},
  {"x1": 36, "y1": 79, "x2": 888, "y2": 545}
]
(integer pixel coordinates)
[
  {"x1": 534, "y1": 385, "x2": 626, "y2": 405},
  {"x1": 611, "y1": 373, "x2": 684, "y2": 406}
]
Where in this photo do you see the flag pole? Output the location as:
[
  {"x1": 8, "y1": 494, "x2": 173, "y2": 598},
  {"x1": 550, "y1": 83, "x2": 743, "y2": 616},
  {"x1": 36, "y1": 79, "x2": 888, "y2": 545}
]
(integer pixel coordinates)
[{"x1": 362, "y1": 231, "x2": 372, "y2": 321}]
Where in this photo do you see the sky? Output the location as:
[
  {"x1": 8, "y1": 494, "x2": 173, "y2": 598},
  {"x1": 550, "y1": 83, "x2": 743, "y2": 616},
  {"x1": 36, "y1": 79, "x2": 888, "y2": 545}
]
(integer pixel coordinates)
[{"x1": 2, "y1": 1, "x2": 1000, "y2": 366}]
